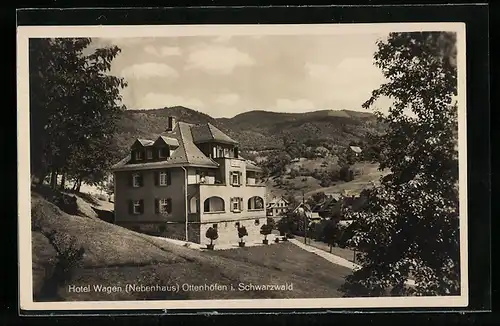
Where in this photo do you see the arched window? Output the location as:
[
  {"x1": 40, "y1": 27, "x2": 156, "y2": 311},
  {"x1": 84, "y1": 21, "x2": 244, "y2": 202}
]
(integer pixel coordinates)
[
  {"x1": 189, "y1": 196, "x2": 198, "y2": 213},
  {"x1": 247, "y1": 196, "x2": 264, "y2": 210},
  {"x1": 203, "y1": 196, "x2": 225, "y2": 213}
]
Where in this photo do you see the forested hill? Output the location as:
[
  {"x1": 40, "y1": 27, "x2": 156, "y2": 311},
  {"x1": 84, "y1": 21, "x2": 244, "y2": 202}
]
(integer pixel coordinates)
[{"x1": 114, "y1": 106, "x2": 383, "y2": 155}]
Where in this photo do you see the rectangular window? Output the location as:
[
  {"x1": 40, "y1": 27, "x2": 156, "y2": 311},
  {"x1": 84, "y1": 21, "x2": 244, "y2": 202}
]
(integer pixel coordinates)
[
  {"x1": 159, "y1": 147, "x2": 168, "y2": 158},
  {"x1": 231, "y1": 172, "x2": 240, "y2": 186},
  {"x1": 132, "y1": 173, "x2": 141, "y2": 187},
  {"x1": 159, "y1": 172, "x2": 168, "y2": 186},
  {"x1": 159, "y1": 199, "x2": 169, "y2": 214},
  {"x1": 133, "y1": 200, "x2": 142, "y2": 214},
  {"x1": 232, "y1": 197, "x2": 242, "y2": 212},
  {"x1": 218, "y1": 147, "x2": 224, "y2": 157},
  {"x1": 135, "y1": 150, "x2": 143, "y2": 161},
  {"x1": 146, "y1": 148, "x2": 153, "y2": 159},
  {"x1": 212, "y1": 223, "x2": 218, "y2": 230}
]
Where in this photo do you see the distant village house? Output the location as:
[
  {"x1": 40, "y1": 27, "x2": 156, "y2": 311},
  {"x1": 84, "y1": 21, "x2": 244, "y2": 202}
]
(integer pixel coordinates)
[{"x1": 266, "y1": 196, "x2": 289, "y2": 217}]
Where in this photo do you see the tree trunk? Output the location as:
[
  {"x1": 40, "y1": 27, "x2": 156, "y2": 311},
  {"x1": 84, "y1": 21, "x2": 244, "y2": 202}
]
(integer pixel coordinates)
[
  {"x1": 60, "y1": 173, "x2": 66, "y2": 190},
  {"x1": 76, "y1": 179, "x2": 82, "y2": 192},
  {"x1": 50, "y1": 171, "x2": 57, "y2": 189},
  {"x1": 329, "y1": 243, "x2": 332, "y2": 253}
]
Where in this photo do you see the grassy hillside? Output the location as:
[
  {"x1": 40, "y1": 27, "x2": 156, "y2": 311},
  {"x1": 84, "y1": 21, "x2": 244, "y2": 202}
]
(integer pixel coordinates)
[
  {"x1": 265, "y1": 162, "x2": 388, "y2": 199},
  {"x1": 31, "y1": 190, "x2": 352, "y2": 301},
  {"x1": 114, "y1": 107, "x2": 383, "y2": 154}
]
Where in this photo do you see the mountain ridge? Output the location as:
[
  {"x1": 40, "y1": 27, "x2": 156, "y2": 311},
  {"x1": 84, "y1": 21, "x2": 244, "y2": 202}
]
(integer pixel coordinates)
[{"x1": 114, "y1": 106, "x2": 382, "y2": 155}]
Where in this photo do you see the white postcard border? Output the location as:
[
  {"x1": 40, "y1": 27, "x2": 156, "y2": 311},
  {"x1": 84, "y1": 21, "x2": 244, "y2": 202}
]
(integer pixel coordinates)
[{"x1": 17, "y1": 22, "x2": 468, "y2": 311}]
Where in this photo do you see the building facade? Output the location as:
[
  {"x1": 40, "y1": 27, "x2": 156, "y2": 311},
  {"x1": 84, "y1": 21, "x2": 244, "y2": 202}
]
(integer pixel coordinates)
[
  {"x1": 111, "y1": 117, "x2": 268, "y2": 245},
  {"x1": 266, "y1": 196, "x2": 289, "y2": 217}
]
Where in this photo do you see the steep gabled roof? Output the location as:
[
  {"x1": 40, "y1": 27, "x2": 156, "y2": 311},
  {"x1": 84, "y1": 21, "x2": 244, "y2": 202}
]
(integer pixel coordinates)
[
  {"x1": 155, "y1": 135, "x2": 180, "y2": 147},
  {"x1": 171, "y1": 122, "x2": 219, "y2": 166},
  {"x1": 134, "y1": 139, "x2": 154, "y2": 147},
  {"x1": 111, "y1": 121, "x2": 219, "y2": 171},
  {"x1": 190, "y1": 123, "x2": 238, "y2": 145}
]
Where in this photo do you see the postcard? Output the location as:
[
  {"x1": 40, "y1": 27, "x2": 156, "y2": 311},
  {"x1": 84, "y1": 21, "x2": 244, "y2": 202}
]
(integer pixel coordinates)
[{"x1": 17, "y1": 22, "x2": 468, "y2": 312}]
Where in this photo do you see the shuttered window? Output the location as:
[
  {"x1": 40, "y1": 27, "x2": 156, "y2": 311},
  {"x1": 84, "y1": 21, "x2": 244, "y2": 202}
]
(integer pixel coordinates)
[
  {"x1": 155, "y1": 198, "x2": 172, "y2": 214},
  {"x1": 154, "y1": 170, "x2": 171, "y2": 186},
  {"x1": 231, "y1": 171, "x2": 242, "y2": 186},
  {"x1": 129, "y1": 199, "x2": 144, "y2": 215},
  {"x1": 131, "y1": 173, "x2": 143, "y2": 187},
  {"x1": 231, "y1": 197, "x2": 243, "y2": 212}
]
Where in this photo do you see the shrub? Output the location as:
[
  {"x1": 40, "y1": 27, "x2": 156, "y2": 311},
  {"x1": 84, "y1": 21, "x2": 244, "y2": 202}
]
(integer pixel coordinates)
[
  {"x1": 237, "y1": 226, "x2": 248, "y2": 242},
  {"x1": 260, "y1": 224, "x2": 272, "y2": 240},
  {"x1": 35, "y1": 228, "x2": 85, "y2": 300},
  {"x1": 205, "y1": 227, "x2": 218, "y2": 245}
]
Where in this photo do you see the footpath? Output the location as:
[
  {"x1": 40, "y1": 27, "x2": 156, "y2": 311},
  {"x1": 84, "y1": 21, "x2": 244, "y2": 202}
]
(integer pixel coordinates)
[{"x1": 288, "y1": 238, "x2": 416, "y2": 287}]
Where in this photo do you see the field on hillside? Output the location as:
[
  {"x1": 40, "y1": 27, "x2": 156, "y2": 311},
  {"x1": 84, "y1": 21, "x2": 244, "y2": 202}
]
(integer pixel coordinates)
[
  {"x1": 31, "y1": 191, "x2": 352, "y2": 302},
  {"x1": 302, "y1": 163, "x2": 389, "y2": 198},
  {"x1": 266, "y1": 162, "x2": 388, "y2": 199}
]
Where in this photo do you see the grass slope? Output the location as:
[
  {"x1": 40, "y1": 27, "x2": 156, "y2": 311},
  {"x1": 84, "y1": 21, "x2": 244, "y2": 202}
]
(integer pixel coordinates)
[{"x1": 31, "y1": 191, "x2": 352, "y2": 301}]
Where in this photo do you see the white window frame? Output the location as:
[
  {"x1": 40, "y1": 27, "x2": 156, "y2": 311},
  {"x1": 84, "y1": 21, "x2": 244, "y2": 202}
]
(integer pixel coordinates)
[
  {"x1": 133, "y1": 200, "x2": 141, "y2": 214},
  {"x1": 159, "y1": 198, "x2": 169, "y2": 214},
  {"x1": 132, "y1": 173, "x2": 141, "y2": 187},
  {"x1": 232, "y1": 197, "x2": 241, "y2": 212},
  {"x1": 146, "y1": 148, "x2": 153, "y2": 159},
  {"x1": 159, "y1": 171, "x2": 168, "y2": 186},
  {"x1": 231, "y1": 172, "x2": 240, "y2": 186},
  {"x1": 135, "y1": 150, "x2": 143, "y2": 161}
]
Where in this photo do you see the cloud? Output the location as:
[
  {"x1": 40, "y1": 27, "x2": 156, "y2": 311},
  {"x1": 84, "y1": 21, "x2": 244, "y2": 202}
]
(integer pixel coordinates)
[
  {"x1": 100, "y1": 37, "x2": 155, "y2": 48},
  {"x1": 120, "y1": 62, "x2": 179, "y2": 80},
  {"x1": 215, "y1": 93, "x2": 240, "y2": 106},
  {"x1": 135, "y1": 93, "x2": 205, "y2": 110},
  {"x1": 185, "y1": 45, "x2": 255, "y2": 74},
  {"x1": 271, "y1": 99, "x2": 316, "y2": 113},
  {"x1": 144, "y1": 45, "x2": 182, "y2": 57},
  {"x1": 213, "y1": 35, "x2": 232, "y2": 43},
  {"x1": 306, "y1": 58, "x2": 384, "y2": 87}
]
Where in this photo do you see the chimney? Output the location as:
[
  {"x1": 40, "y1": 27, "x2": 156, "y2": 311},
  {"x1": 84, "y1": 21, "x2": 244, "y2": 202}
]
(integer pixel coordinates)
[{"x1": 166, "y1": 116, "x2": 176, "y2": 132}]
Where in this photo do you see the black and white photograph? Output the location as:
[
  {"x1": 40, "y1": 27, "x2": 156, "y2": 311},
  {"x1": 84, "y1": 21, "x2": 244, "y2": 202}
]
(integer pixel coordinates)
[{"x1": 17, "y1": 22, "x2": 468, "y2": 310}]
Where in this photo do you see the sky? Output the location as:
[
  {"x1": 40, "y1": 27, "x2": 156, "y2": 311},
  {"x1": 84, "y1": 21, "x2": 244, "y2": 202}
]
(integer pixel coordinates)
[{"x1": 91, "y1": 33, "x2": 392, "y2": 118}]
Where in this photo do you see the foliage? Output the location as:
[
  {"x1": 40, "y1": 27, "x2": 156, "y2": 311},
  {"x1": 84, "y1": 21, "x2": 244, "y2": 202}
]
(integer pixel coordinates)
[
  {"x1": 307, "y1": 192, "x2": 327, "y2": 207},
  {"x1": 237, "y1": 226, "x2": 248, "y2": 241},
  {"x1": 339, "y1": 166, "x2": 355, "y2": 182},
  {"x1": 260, "y1": 150, "x2": 292, "y2": 176},
  {"x1": 340, "y1": 32, "x2": 460, "y2": 297},
  {"x1": 33, "y1": 219, "x2": 85, "y2": 299},
  {"x1": 277, "y1": 211, "x2": 307, "y2": 237},
  {"x1": 29, "y1": 38, "x2": 127, "y2": 187},
  {"x1": 205, "y1": 227, "x2": 219, "y2": 245},
  {"x1": 259, "y1": 224, "x2": 273, "y2": 240}
]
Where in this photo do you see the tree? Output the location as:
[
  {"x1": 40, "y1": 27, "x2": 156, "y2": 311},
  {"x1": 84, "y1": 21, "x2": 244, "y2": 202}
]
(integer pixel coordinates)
[
  {"x1": 307, "y1": 192, "x2": 327, "y2": 207},
  {"x1": 340, "y1": 32, "x2": 459, "y2": 297},
  {"x1": 237, "y1": 226, "x2": 248, "y2": 244},
  {"x1": 29, "y1": 38, "x2": 127, "y2": 188},
  {"x1": 205, "y1": 227, "x2": 218, "y2": 248},
  {"x1": 260, "y1": 224, "x2": 272, "y2": 243}
]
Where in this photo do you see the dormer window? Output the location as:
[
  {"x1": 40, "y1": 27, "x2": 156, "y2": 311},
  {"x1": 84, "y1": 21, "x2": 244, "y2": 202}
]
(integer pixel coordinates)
[
  {"x1": 146, "y1": 148, "x2": 153, "y2": 160},
  {"x1": 158, "y1": 147, "x2": 168, "y2": 159},
  {"x1": 135, "y1": 150, "x2": 144, "y2": 161}
]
